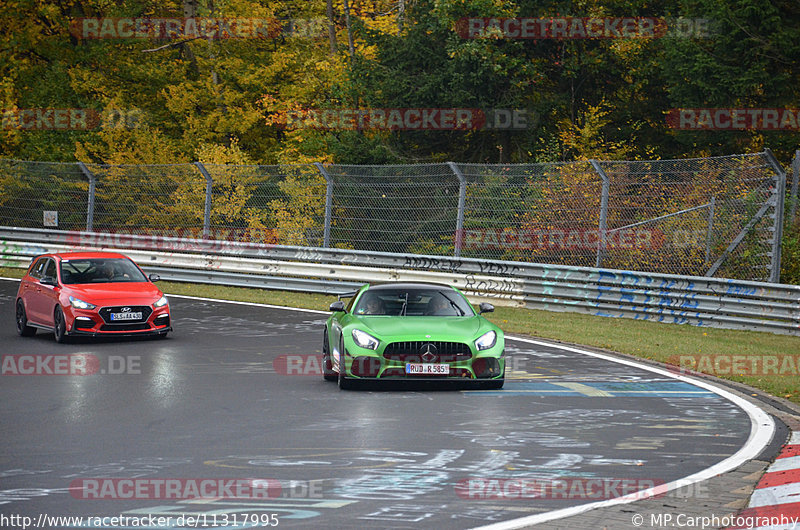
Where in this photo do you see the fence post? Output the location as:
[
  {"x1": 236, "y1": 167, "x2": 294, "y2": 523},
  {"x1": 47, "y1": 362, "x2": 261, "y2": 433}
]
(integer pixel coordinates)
[
  {"x1": 791, "y1": 150, "x2": 799, "y2": 225},
  {"x1": 314, "y1": 163, "x2": 333, "y2": 248},
  {"x1": 705, "y1": 196, "x2": 715, "y2": 264},
  {"x1": 764, "y1": 148, "x2": 785, "y2": 283},
  {"x1": 76, "y1": 162, "x2": 95, "y2": 231},
  {"x1": 447, "y1": 162, "x2": 467, "y2": 257},
  {"x1": 590, "y1": 160, "x2": 610, "y2": 268},
  {"x1": 194, "y1": 162, "x2": 213, "y2": 239}
]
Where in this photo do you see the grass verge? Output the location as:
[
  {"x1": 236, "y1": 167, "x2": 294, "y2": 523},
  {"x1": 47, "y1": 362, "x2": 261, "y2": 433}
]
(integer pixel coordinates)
[{"x1": 3, "y1": 266, "x2": 799, "y2": 404}]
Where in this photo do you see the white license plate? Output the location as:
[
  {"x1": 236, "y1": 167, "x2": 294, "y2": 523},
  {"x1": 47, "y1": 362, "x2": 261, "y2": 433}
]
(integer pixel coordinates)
[
  {"x1": 405, "y1": 363, "x2": 449, "y2": 375},
  {"x1": 110, "y1": 312, "x2": 142, "y2": 321}
]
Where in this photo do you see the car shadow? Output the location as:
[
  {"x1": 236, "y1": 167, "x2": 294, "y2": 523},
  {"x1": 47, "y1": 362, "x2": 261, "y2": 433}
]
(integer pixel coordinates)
[
  {"x1": 337, "y1": 379, "x2": 490, "y2": 392},
  {"x1": 28, "y1": 333, "x2": 169, "y2": 345}
]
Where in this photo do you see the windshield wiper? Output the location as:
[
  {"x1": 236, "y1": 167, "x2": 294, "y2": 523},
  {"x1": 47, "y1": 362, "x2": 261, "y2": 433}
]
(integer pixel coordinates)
[
  {"x1": 440, "y1": 293, "x2": 465, "y2": 316},
  {"x1": 400, "y1": 292, "x2": 409, "y2": 316}
]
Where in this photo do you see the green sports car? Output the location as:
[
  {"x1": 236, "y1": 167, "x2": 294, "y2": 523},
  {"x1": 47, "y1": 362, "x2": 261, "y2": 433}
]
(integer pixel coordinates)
[{"x1": 322, "y1": 282, "x2": 505, "y2": 390}]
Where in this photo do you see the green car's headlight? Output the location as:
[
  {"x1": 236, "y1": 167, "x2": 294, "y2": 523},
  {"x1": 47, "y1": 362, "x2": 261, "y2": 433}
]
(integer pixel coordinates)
[
  {"x1": 475, "y1": 330, "x2": 497, "y2": 351},
  {"x1": 153, "y1": 295, "x2": 169, "y2": 308},
  {"x1": 69, "y1": 296, "x2": 96, "y2": 310},
  {"x1": 352, "y1": 329, "x2": 380, "y2": 350}
]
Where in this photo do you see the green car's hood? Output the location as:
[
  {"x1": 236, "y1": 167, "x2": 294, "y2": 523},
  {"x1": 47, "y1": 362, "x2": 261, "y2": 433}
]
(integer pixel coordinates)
[{"x1": 354, "y1": 315, "x2": 491, "y2": 341}]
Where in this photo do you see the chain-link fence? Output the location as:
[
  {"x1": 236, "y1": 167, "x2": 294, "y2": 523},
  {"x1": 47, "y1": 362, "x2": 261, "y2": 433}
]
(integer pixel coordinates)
[{"x1": 0, "y1": 150, "x2": 790, "y2": 282}]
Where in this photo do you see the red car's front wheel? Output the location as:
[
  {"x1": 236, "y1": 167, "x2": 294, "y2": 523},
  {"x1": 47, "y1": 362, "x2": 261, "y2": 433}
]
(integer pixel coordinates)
[{"x1": 53, "y1": 306, "x2": 68, "y2": 343}]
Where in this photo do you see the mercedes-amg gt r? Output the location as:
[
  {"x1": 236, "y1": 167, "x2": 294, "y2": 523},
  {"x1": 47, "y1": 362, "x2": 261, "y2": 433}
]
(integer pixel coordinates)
[{"x1": 322, "y1": 282, "x2": 504, "y2": 389}]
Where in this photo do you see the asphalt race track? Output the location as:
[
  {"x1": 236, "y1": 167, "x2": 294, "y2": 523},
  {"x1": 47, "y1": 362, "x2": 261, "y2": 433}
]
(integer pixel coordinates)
[{"x1": 0, "y1": 279, "x2": 769, "y2": 529}]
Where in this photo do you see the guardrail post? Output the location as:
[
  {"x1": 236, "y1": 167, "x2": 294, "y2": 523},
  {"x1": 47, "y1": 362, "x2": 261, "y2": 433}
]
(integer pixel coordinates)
[
  {"x1": 315, "y1": 162, "x2": 333, "y2": 248},
  {"x1": 76, "y1": 162, "x2": 95, "y2": 231},
  {"x1": 791, "y1": 150, "x2": 799, "y2": 224},
  {"x1": 764, "y1": 148, "x2": 785, "y2": 283},
  {"x1": 590, "y1": 160, "x2": 610, "y2": 268},
  {"x1": 447, "y1": 162, "x2": 467, "y2": 257},
  {"x1": 705, "y1": 196, "x2": 715, "y2": 264},
  {"x1": 194, "y1": 162, "x2": 213, "y2": 239}
]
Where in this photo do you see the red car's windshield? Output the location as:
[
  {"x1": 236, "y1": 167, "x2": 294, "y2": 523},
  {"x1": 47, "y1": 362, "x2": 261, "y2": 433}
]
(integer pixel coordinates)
[{"x1": 59, "y1": 258, "x2": 148, "y2": 284}]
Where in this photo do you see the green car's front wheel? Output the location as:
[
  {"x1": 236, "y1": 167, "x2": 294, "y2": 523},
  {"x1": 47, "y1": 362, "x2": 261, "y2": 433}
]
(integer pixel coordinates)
[
  {"x1": 322, "y1": 328, "x2": 337, "y2": 381},
  {"x1": 337, "y1": 335, "x2": 356, "y2": 390}
]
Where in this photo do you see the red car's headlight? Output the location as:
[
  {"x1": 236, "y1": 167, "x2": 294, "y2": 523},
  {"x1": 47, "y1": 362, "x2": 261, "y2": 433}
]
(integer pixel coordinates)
[
  {"x1": 69, "y1": 296, "x2": 96, "y2": 310},
  {"x1": 153, "y1": 296, "x2": 169, "y2": 308}
]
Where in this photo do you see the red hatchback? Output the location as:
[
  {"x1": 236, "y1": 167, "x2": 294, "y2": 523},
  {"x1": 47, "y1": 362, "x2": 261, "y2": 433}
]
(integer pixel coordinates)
[{"x1": 15, "y1": 251, "x2": 171, "y2": 342}]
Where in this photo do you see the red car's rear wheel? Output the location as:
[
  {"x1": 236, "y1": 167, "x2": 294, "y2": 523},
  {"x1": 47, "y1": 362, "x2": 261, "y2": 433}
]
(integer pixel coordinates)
[{"x1": 15, "y1": 300, "x2": 36, "y2": 337}]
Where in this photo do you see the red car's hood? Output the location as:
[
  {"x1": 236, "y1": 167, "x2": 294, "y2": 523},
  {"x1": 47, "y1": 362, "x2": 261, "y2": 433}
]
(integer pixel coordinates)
[{"x1": 65, "y1": 282, "x2": 163, "y2": 305}]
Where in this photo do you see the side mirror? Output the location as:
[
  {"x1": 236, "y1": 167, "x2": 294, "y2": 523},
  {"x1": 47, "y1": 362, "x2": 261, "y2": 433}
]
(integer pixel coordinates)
[
  {"x1": 149, "y1": 273, "x2": 161, "y2": 282},
  {"x1": 479, "y1": 302, "x2": 494, "y2": 314},
  {"x1": 329, "y1": 300, "x2": 346, "y2": 312},
  {"x1": 40, "y1": 276, "x2": 58, "y2": 287}
]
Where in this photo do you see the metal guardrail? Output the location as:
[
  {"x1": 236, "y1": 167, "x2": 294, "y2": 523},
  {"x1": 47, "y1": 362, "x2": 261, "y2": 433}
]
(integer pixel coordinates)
[{"x1": 1, "y1": 226, "x2": 798, "y2": 336}]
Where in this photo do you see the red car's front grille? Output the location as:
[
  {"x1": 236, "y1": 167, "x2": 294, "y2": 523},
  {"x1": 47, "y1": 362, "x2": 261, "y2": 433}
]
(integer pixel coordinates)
[
  {"x1": 383, "y1": 341, "x2": 472, "y2": 363},
  {"x1": 98, "y1": 306, "x2": 152, "y2": 325}
]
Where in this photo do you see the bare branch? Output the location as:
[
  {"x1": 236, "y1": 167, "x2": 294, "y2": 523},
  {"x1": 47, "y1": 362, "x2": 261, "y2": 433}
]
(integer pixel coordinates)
[{"x1": 141, "y1": 36, "x2": 203, "y2": 53}]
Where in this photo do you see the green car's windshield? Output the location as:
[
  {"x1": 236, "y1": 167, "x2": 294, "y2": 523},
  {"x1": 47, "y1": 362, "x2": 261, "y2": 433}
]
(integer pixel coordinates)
[{"x1": 353, "y1": 288, "x2": 474, "y2": 317}]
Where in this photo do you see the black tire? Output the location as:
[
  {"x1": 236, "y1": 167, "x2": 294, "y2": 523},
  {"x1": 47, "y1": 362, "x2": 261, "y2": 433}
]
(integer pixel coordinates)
[
  {"x1": 337, "y1": 336, "x2": 356, "y2": 390},
  {"x1": 53, "y1": 305, "x2": 68, "y2": 344},
  {"x1": 15, "y1": 300, "x2": 36, "y2": 337},
  {"x1": 338, "y1": 368, "x2": 356, "y2": 390},
  {"x1": 322, "y1": 328, "x2": 337, "y2": 381}
]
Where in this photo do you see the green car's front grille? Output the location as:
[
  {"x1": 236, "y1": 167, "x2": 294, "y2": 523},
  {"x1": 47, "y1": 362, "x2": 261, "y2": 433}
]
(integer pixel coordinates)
[{"x1": 382, "y1": 341, "x2": 472, "y2": 363}]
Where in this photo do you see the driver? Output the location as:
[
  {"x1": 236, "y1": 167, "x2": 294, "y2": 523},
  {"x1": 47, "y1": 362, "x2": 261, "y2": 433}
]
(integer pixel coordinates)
[
  {"x1": 99, "y1": 262, "x2": 116, "y2": 280},
  {"x1": 427, "y1": 296, "x2": 451, "y2": 315},
  {"x1": 363, "y1": 297, "x2": 385, "y2": 315}
]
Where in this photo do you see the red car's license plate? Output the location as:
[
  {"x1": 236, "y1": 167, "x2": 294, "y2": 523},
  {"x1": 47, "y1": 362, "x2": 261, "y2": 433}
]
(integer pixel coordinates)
[
  {"x1": 110, "y1": 312, "x2": 142, "y2": 321},
  {"x1": 405, "y1": 363, "x2": 449, "y2": 375}
]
